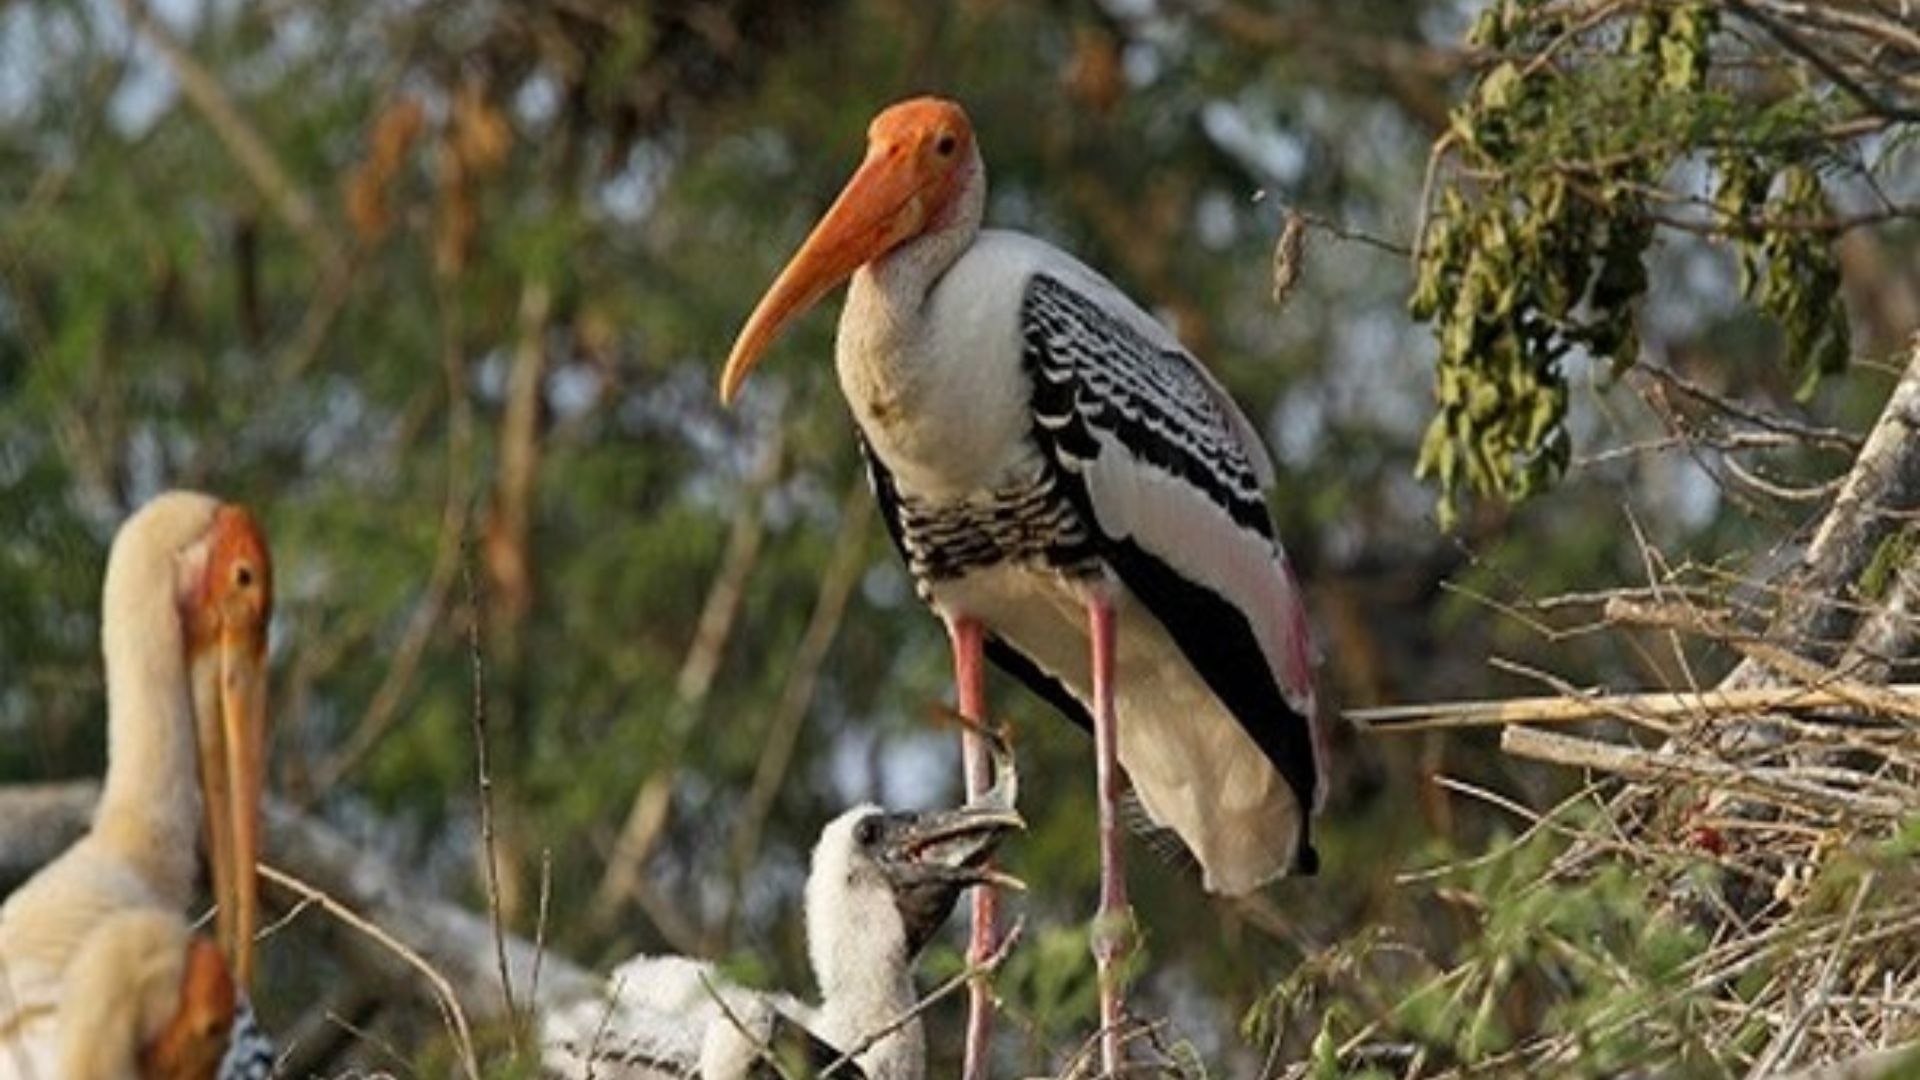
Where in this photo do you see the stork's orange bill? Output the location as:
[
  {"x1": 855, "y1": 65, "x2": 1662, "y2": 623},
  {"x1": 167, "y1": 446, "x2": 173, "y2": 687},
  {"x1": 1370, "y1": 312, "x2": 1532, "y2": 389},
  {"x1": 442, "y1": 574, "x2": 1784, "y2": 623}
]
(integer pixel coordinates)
[
  {"x1": 719, "y1": 98, "x2": 975, "y2": 405},
  {"x1": 186, "y1": 505, "x2": 273, "y2": 989}
]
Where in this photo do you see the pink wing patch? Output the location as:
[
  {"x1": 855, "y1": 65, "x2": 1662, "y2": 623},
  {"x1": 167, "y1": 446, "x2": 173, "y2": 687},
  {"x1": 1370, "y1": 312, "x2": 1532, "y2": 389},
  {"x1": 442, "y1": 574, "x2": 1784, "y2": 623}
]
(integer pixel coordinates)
[{"x1": 1276, "y1": 555, "x2": 1330, "y2": 814}]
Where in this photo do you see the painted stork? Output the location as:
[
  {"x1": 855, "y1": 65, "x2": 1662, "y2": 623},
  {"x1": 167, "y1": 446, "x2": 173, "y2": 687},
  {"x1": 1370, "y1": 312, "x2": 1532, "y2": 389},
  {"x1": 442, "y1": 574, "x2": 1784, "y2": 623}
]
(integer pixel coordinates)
[
  {"x1": 720, "y1": 96, "x2": 1326, "y2": 1071},
  {"x1": 0, "y1": 491, "x2": 277, "y2": 1080},
  {"x1": 541, "y1": 794, "x2": 1021, "y2": 1079}
]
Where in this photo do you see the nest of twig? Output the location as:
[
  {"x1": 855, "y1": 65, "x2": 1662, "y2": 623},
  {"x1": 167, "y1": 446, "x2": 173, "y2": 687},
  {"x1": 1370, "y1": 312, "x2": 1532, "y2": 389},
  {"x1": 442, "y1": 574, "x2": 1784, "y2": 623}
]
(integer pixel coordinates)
[
  {"x1": 1545, "y1": 700, "x2": 1920, "y2": 1073},
  {"x1": 1338, "y1": 586, "x2": 1920, "y2": 1080}
]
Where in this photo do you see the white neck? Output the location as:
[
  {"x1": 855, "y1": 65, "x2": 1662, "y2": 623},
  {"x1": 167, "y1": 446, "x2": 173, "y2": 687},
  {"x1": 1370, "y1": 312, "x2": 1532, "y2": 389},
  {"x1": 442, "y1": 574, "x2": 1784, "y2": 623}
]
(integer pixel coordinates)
[
  {"x1": 813, "y1": 928, "x2": 922, "y2": 1079},
  {"x1": 804, "y1": 809, "x2": 932, "y2": 1079},
  {"x1": 91, "y1": 535, "x2": 201, "y2": 908},
  {"x1": 839, "y1": 147, "x2": 987, "y2": 374}
]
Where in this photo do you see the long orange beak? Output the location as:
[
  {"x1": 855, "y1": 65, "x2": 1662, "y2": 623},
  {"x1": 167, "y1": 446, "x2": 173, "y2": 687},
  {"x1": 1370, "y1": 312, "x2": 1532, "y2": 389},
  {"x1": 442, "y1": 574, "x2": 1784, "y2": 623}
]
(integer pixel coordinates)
[
  {"x1": 719, "y1": 148, "x2": 937, "y2": 405},
  {"x1": 187, "y1": 506, "x2": 272, "y2": 990}
]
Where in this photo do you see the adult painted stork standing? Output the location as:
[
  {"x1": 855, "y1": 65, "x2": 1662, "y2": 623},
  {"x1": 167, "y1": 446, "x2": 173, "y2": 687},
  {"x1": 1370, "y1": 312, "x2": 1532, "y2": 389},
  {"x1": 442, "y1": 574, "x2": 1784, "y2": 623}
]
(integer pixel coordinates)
[
  {"x1": 720, "y1": 97, "x2": 1325, "y2": 1073},
  {"x1": 0, "y1": 491, "x2": 277, "y2": 1080}
]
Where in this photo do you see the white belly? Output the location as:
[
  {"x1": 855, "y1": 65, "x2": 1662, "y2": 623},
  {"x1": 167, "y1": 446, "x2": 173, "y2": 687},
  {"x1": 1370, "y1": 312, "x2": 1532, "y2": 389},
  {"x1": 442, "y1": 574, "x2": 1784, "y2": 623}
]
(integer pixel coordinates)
[
  {"x1": 0, "y1": 966, "x2": 60, "y2": 1080},
  {"x1": 928, "y1": 564, "x2": 1303, "y2": 895}
]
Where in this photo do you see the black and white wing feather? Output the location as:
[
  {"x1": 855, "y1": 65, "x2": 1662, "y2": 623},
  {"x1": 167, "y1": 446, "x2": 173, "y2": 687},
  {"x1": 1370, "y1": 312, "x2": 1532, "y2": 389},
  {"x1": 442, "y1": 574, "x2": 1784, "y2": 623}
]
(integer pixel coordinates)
[{"x1": 1019, "y1": 272, "x2": 1324, "y2": 846}]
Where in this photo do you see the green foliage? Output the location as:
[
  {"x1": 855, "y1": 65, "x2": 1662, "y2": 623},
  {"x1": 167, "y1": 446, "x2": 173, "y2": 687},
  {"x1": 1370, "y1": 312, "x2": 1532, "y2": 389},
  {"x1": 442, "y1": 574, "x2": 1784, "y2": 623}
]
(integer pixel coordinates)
[
  {"x1": 1413, "y1": 0, "x2": 1862, "y2": 524},
  {"x1": 1250, "y1": 807, "x2": 1725, "y2": 1078},
  {"x1": 1724, "y1": 162, "x2": 1852, "y2": 396},
  {"x1": 989, "y1": 922, "x2": 1100, "y2": 1049}
]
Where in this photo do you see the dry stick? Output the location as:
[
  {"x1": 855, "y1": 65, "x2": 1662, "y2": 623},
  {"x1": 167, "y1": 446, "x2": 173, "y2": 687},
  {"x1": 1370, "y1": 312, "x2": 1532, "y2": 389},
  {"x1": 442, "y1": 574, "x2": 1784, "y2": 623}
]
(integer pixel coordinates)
[
  {"x1": 276, "y1": 981, "x2": 383, "y2": 1079},
  {"x1": 307, "y1": 458, "x2": 469, "y2": 794},
  {"x1": 310, "y1": 282, "x2": 479, "y2": 794},
  {"x1": 1771, "y1": 0, "x2": 1920, "y2": 55},
  {"x1": 116, "y1": 0, "x2": 344, "y2": 275},
  {"x1": 1726, "y1": 0, "x2": 1920, "y2": 124},
  {"x1": 271, "y1": 256, "x2": 358, "y2": 383},
  {"x1": 462, "y1": 529, "x2": 521, "y2": 1052},
  {"x1": 816, "y1": 919, "x2": 1027, "y2": 1079},
  {"x1": 1771, "y1": 1043, "x2": 1920, "y2": 1080},
  {"x1": 476, "y1": 276, "x2": 551, "y2": 931},
  {"x1": 696, "y1": 970, "x2": 802, "y2": 1080},
  {"x1": 1499, "y1": 727, "x2": 1913, "y2": 818},
  {"x1": 1724, "y1": 336, "x2": 1920, "y2": 691},
  {"x1": 586, "y1": 420, "x2": 786, "y2": 934},
  {"x1": 531, "y1": 848, "x2": 553, "y2": 1020},
  {"x1": 1492, "y1": 653, "x2": 1682, "y2": 735},
  {"x1": 1347, "y1": 683, "x2": 1920, "y2": 733},
  {"x1": 1747, "y1": 871, "x2": 1877, "y2": 1078},
  {"x1": 1608, "y1": 597, "x2": 1920, "y2": 724},
  {"x1": 722, "y1": 477, "x2": 872, "y2": 938},
  {"x1": 1630, "y1": 361, "x2": 1865, "y2": 452},
  {"x1": 261, "y1": 863, "x2": 482, "y2": 1080}
]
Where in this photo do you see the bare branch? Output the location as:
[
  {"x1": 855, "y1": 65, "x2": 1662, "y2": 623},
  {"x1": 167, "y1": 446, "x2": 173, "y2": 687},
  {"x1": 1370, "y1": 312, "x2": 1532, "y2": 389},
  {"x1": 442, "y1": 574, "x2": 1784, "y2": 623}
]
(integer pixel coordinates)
[
  {"x1": 1725, "y1": 337, "x2": 1920, "y2": 688},
  {"x1": 1350, "y1": 683, "x2": 1920, "y2": 733},
  {"x1": 0, "y1": 783, "x2": 599, "y2": 1021},
  {"x1": 1500, "y1": 726, "x2": 1916, "y2": 818},
  {"x1": 116, "y1": 0, "x2": 346, "y2": 274},
  {"x1": 1725, "y1": 0, "x2": 1920, "y2": 123},
  {"x1": 722, "y1": 475, "x2": 872, "y2": 939}
]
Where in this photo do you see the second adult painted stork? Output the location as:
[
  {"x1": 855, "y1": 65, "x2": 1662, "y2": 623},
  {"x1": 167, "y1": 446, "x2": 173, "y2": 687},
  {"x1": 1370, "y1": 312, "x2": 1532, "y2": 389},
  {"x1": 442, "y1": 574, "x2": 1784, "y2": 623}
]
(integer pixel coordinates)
[
  {"x1": 720, "y1": 96, "x2": 1327, "y2": 1072},
  {"x1": 0, "y1": 491, "x2": 277, "y2": 1080}
]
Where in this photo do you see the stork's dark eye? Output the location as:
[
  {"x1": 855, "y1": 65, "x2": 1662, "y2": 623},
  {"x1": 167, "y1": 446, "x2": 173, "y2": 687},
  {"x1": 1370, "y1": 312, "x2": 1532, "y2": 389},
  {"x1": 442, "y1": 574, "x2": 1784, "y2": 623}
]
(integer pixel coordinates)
[
  {"x1": 854, "y1": 816, "x2": 883, "y2": 847},
  {"x1": 935, "y1": 133, "x2": 957, "y2": 157}
]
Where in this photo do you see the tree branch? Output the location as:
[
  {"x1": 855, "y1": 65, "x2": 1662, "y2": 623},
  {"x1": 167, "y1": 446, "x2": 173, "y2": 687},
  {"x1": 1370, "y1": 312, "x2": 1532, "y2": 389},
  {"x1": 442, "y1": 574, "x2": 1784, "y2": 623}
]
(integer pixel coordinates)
[
  {"x1": 721, "y1": 476, "x2": 872, "y2": 941},
  {"x1": 116, "y1": 0, "x2": 346, "y2": 275},
  {"x1": 1724, "y1": 335, "x2": 1920, "y2": 689}
]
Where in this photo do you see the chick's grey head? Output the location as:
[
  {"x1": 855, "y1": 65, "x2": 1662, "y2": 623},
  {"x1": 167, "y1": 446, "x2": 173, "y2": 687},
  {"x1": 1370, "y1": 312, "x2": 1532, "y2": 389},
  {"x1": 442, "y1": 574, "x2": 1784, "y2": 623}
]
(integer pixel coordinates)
[{"x1": 806, "y1": 801, "x2": 1022, "y2": 970}]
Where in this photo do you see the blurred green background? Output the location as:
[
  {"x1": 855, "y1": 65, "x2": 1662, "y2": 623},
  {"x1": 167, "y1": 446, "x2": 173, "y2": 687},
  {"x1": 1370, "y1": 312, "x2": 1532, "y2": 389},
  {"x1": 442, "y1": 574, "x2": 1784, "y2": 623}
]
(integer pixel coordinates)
[{"x1": 2, "y1": 0, "x2": 1914, "y2": 1074}]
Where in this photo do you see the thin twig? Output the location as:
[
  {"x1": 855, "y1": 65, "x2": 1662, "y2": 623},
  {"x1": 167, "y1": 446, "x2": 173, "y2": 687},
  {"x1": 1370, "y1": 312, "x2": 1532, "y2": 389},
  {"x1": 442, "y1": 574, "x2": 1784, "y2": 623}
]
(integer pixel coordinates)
[
  {"x1": 1726, "y1": 0, "x2": 1920, "y2": 123},
  {"x1": 697, "y1": 970, "x2": 801, "y2": 1080},
  {"x1": 532, "y1": 847, "x2": 552, "y2": 1023},
  {"x1": 462, "y1": 527, "x2": 521, "y2": 1051},
  {"x1": 587, "y1": 418, "x2": 786, "y2": 933},
  {"x1": 722, "y1": 475, "x2": 873, "y2": 938},
  {"x1": 260, "y1": 863, "x2": 482, "y2": 1080},
  {"x1": 1500, "y1": 726, "x2": 1914, "y2": 818},
  {"x1": 116, "y1": 0, "x2": 345, "y2": 274},
  {"x1": 1747, "y1": 871, "x2": 1877, "y2": 1077},
  {"x1": 819, "y1": 918, "x2": 1027, "y2": 1077},
  {"x1": 1348, "y1": 683, "x2": 1920, "y2": 732}
]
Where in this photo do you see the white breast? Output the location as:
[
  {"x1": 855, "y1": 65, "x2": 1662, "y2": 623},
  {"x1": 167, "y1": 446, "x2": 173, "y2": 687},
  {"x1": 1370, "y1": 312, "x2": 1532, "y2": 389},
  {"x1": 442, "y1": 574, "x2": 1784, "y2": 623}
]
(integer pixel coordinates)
[{"x1": 838, "y1": 231, "x2": 1066, "y2": 498}]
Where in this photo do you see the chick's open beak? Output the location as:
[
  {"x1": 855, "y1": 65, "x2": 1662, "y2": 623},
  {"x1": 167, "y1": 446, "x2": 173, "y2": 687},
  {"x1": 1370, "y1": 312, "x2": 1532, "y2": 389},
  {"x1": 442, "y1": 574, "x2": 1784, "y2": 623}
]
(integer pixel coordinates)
[{"x1": 876, "y1": 803, "x2": 1026, "y2": 893}]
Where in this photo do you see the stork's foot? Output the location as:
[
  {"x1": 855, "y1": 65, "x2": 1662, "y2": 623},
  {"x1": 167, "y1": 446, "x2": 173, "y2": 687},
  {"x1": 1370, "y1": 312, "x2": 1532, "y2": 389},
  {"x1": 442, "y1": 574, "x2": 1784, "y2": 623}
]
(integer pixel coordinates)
[
  {"x1": 1089, "y1": 904, "x2": 1136, "y2": 969},
  {"x1": 1090, "y1": 903, "x2": 1136, "y2": 1071}
]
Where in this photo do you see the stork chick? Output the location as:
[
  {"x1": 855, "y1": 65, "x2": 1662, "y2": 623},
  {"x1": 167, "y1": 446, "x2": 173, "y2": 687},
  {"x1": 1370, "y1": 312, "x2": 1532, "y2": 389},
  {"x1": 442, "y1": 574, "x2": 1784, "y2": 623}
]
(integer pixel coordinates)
[{"x1": 542, "y1": 798, "x2": 1022, "y2": 1079}]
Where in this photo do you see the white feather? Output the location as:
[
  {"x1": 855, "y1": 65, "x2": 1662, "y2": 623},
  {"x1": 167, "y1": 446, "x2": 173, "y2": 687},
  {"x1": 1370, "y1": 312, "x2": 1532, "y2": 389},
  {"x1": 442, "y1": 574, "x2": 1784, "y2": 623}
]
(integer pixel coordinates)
[
  {"x1": 844, "y1": 229, "x2": 1325, "y2": 893},
  {"x1": 541, "y1": 807, "x2": 931, "y2": 1080}
]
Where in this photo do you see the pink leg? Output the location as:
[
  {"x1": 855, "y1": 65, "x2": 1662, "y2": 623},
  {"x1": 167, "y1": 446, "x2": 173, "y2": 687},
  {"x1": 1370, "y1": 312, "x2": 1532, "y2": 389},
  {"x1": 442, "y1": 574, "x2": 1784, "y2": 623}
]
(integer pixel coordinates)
[
  {"x1": 1089, "y1": 596, "x2": 1128, "y2": 1071},
  {"x1": 948, "y1": 615, "x2": 997, "y2": 1080}
]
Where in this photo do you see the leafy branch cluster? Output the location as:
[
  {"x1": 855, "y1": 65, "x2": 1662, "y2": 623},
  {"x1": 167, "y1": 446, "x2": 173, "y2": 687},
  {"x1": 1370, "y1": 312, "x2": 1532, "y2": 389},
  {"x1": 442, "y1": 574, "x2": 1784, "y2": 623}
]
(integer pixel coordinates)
[
  {"x1": 1246, "y1": 798, "x2": 1920, "y2": 1080},
  {"x1": 1411, "y1": 0, "x2": 1898, "y2": 523}
]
